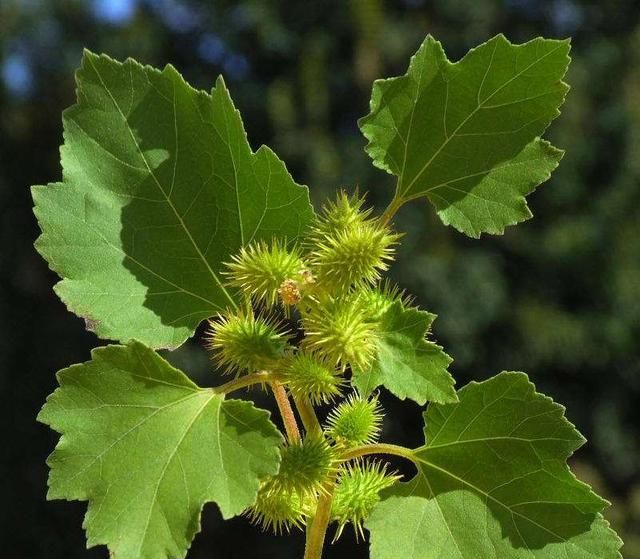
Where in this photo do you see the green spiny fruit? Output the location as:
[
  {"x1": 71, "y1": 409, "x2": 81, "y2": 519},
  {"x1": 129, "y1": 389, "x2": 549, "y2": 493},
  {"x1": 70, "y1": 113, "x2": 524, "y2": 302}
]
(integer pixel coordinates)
[
  {"x1": 304, "y1": 191, "x2": 400, "y2": 292},
  {"x1": 270, "y1": 436, "x2": 338, "y2": 497},
  {"x1": 225, "y1": 239, "x2": 305, "y2": 307},
  {"x1": 309, "y1": 221, "x2": 400, "y2": 291},
  {"x1": 359, "y1": 280, "x2": 414, "y2": 320},
  {"x1": 301, "y1": 296, "x2": 378, "y2": 371},
  {"x1": 307, "y1": 190, "x2": 372, "y2": 240},
  {"x1": 206, "y1": 311, "x2": 289, "y2": 374},
  {"x1": 245, "y1": 482, "x2": 314, "y2": 534},
  {"x1": 325, "y1": 393, "x2": 383, "y2": 446},
  {"x1": 280, "y1": 352, "x2": 344, "y2": 405},
  {"x1": 303, "y1": 192, "x2": 399, "y2": 292},
  {"x1": 331, "y1": 461, "x2": 400, "y2": 540}
]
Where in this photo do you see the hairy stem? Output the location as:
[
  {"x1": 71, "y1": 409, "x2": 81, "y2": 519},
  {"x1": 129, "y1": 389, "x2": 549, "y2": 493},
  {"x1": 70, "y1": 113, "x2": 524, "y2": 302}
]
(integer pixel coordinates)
[
  {"x1": 293, "y1": 394, "x2": 322, "y2": 435},
  {"x1": 340, "y1": 442, "x2": 416, "y2": 463},
  {"x1": 271, "y1": 382, "x2": 301, "y2": 442},
  {"x1": 304, "y1": 487, "x2": 335, "y2": 559},
  {"x1": 213, "y1": 371, "x2": 278, "y2": 394}
]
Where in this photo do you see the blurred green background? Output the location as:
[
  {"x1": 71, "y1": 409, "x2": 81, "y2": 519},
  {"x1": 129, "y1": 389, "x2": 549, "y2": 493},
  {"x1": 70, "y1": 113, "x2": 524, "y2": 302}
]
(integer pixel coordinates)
[{"x1": 1, "y1": 0, "x2": 638, "y2": 557}]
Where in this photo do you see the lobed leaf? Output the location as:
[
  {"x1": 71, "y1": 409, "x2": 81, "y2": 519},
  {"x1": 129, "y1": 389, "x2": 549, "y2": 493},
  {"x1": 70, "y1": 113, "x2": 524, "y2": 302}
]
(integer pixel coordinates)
[
  {"x1": 360, "y1": 34, "x2": 569, "y2": 237},
  {"x1": 353, "y1": 301, "x2": 456, "y2": 405},
  {"x1": 32, "y1": 51, "x2": 313, "y2": 349},
  {"x1": 38, "y1": 342, "x2": 283, "y2": 559},
  {"x1": 366, "y1": 372, "x2": 622, "y2": 558}
]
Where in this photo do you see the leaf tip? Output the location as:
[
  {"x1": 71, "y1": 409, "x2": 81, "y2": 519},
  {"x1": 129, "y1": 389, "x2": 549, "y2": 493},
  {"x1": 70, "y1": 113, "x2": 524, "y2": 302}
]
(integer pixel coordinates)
[
  {"x1": 214, "y1": 74, "x2": 228, "y2": 91},
  {"x1": 81, "y1": 47, "x2": 97, "y2": 60}
]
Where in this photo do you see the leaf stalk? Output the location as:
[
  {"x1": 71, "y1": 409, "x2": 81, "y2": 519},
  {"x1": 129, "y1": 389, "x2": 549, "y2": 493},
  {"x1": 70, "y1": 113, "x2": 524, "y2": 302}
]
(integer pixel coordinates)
[
  {"x1": 213, "y1": 371, "x2": 278, "y2": 394},
  {"x1": 340, "y1": 442, "x2": 416, "y2": 463},
  {"x1": 379, "y1": 194, "x2": 404, "y2": 226}
]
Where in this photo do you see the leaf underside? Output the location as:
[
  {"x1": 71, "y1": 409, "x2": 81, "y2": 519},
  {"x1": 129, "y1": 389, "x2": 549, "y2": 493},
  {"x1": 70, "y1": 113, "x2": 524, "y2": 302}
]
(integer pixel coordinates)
[
  {"x1": 32, "y1": 51, "x2": 314, "y2": 349},
  {"x1": 366, "y1": 372, "x2": 622, "y2": 558},
  {"x1": 360, "y1": 34, "x2": 570, "y2": 237},
  {"x1": 38, "y1": 342, "x2": 283, "y2": 559}
]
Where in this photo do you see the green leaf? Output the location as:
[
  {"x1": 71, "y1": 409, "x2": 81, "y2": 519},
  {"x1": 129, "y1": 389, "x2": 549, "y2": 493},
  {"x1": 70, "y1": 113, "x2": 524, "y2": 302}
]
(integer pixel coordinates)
[
  {"x1": 32, "y1": 51, "x2": 313, "y2": 349},
  {"x1": 38, "y1": 341, "x2": 282, "y2": 559},
  {"x1": 366, "y1": 372, "x2": 622, "y2": 558},
  {"x1": 359, "y1": 35, "x2": 570, "y2": 237},
  {"x1": 352, "y1": 301, "x2": 456, "y2": 405}
]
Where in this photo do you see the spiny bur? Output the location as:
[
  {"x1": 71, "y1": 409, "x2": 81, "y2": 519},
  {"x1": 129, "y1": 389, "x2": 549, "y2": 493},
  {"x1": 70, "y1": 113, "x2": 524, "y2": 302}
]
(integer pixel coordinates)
[
  {"x1": 206, "y1": 311, "x2": 289, "y2": 374},
  {"x1": 331, "y1": 461, "x2": 400, "y2": 540},
  {"x1": 306, "y1": 192, "x2": 400, "y2": 291},
  {"x1": 280, "y1": 352, "x2": 344, "y2": 405},
  {"x1": 246, "y1": 482, "x2": 313, "y2": 534},
  {"x1": 270, "y1": 436, "x2": 338, "y2": 498},
  {"x1": 307, "y1": 190, "x2": 371, "y2": 240},
  {"x1": 225, "y1": 239, "x2": 305, "y2": 308},
  {"x1": 325, "y1": 393, "x2": 383, "y2": 447},
  {"x1": 302, "y1": 295, "x2": 378, "y2": 371}
]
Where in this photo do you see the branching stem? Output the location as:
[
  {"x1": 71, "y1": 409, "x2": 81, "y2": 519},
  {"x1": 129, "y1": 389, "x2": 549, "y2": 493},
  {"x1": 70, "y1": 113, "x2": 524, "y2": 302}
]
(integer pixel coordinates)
[{"x1": 271, "y1": 381, "x2": 301, "y2": 442}]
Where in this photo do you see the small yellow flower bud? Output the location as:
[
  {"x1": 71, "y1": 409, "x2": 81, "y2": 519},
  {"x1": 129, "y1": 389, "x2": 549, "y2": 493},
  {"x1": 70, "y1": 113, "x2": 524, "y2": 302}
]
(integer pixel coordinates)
[{"x1": 278, "y1": 279, "x2": 302, "y2": 306}]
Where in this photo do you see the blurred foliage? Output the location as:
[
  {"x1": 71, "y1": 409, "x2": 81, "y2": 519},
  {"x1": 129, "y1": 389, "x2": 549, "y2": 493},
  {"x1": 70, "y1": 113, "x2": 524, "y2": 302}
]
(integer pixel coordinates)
[{"x1": 0, "y1": 0, "x2": 638, "y2": 557}]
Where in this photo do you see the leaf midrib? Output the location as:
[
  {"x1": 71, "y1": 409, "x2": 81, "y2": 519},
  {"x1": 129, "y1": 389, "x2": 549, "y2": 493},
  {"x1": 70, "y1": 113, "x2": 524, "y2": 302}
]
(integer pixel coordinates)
[
  {"x1": 86, "y1": 55, "x2": 237, "y2": 311},
  {"x1": 134, "y1": 391, "x2": 217, "y2": 557}
]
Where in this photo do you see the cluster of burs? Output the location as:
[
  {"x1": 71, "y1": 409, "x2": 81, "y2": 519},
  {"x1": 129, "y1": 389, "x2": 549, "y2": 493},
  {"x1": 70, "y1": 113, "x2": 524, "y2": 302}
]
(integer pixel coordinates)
[{"x1": 208, "y1": 192, "x2": 409, "y2": 538}]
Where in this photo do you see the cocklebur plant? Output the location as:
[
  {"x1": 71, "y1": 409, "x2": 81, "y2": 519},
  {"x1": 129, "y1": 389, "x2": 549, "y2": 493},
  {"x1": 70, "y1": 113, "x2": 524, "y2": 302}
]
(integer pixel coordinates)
[{"x1": 31, "y1": 34, "x2": 624, "y2": 559}]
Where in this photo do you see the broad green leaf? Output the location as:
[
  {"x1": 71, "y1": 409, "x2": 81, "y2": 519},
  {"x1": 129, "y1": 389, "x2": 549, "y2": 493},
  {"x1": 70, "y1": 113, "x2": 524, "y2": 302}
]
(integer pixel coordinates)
[
  {"x1": 38, "y1": 342, "x2": 282, "y2": 559},
  {"x1": 32, "y1": 51, "x2": 313, "y2": 349},
  {"x1": 366, "y1": 372, "x2": 622, "y2": 558},
  {"x1": 360, "y1": 35, "x2": 569, "y2": 237},
  {"x1": 353, "y1": 301, "x2": 456, "y2": 405}
]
